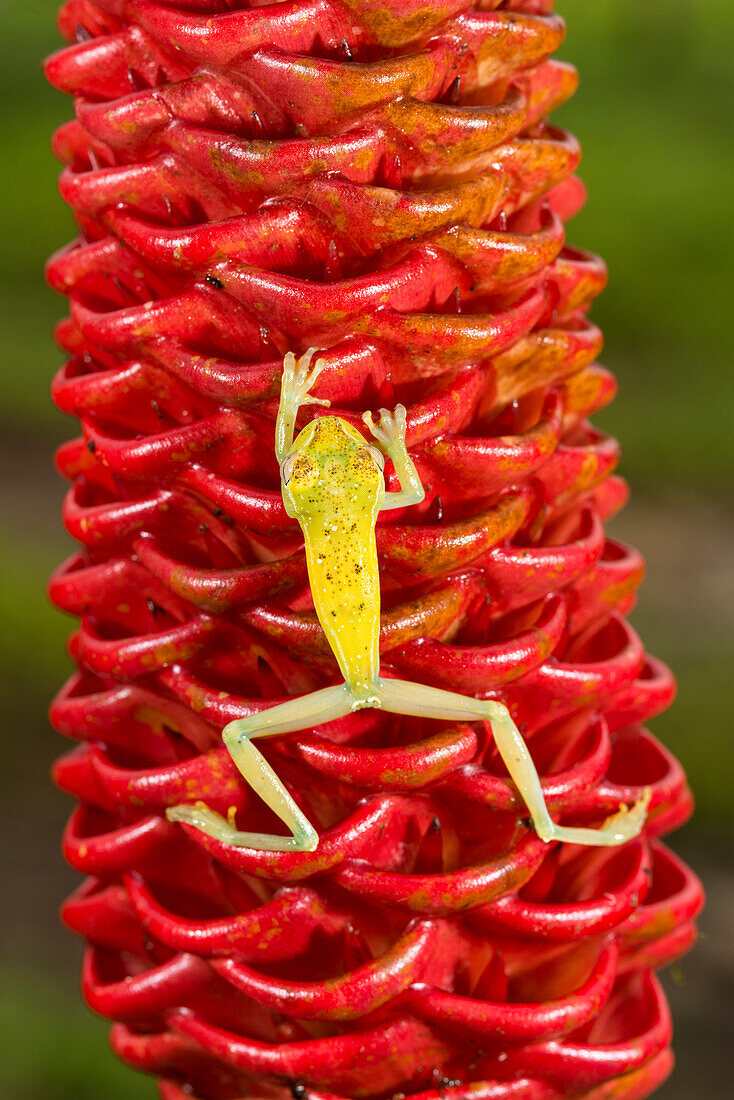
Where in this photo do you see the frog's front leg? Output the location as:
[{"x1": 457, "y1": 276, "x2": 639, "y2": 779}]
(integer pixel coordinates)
[
  {"x1": 373, "y1": 677, "x2": 651, "y2": 847},
  {"x1": 363, "y1": 404, "x2": 425, "y2": 511},
  {"x1": 166, "y1": 683, "x2": 353, "y2": 851},
  {"x1": 275, "y1": 347, "x2": 330, "y2": 464}
]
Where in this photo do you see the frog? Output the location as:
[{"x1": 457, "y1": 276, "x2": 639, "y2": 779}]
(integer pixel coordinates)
[{"x1": 167, "y1": 349, "x2": 650, "y2": 852}]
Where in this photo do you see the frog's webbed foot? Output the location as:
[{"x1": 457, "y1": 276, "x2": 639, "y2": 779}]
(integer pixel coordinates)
[
  {"x1": 534, "y1": 788, "x2": 652, "y2": 847},
  {"x1": 362, "y1": 403, "x2": 407, "y2": 457},
  {"x1": 166, "y1": 801, "x2": 316, "y2": 852},
  {"x1": 282, "y1": 348, "x2": 330, "y2": 412}
]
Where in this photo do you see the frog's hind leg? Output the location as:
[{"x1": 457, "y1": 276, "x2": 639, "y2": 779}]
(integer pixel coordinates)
[
  {"x1": 374, "y1": 677, "x2": 650, "y2": 848},
  {"x1": 166, "y1": 683, "x2": 353, "y2": 852}
]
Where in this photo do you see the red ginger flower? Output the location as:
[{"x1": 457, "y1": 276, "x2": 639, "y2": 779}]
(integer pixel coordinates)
[{"x1": 46, "y1": 1, "x2": 703, "y2": 1098}]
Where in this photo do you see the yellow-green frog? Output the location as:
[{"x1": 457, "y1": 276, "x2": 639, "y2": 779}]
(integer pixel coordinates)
[{"x1": 168, "y1": 350, "x2": 649, "y2": 851}]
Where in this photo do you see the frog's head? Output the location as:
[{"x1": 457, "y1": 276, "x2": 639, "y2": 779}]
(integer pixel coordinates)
[{"x1": 281, "y1": 415, "x2": 385, "y2": 523}]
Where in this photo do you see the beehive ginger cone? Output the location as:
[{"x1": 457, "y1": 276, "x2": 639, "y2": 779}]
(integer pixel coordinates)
[{"x1": 46, "y1": 2, "x2": 702, "y2": 1098}]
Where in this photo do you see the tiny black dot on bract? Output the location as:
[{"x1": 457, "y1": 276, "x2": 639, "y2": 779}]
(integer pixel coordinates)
[
  {"x1": 86, "y1": 439, "x2": 96, "y2": 453},
  {"x1": 430, "y1": 816, "x2": 441, "y2": 832},
  {"x1": 290, "y1": 1083, "x2": 307, "y2": 1100},
  {"x1": 205, "y1": 274, "x2": 224, "y2": 289},
  {"x1": 198, "y1": 523, "x2": 207, "y2": 533}
]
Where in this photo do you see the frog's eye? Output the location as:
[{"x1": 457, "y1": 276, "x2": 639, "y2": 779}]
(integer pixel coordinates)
[
  {"x1": 365, "y1": 445, "x2": 385, "y2": 472},
  {"x1": 282, "y1": 452, "x2": 318, "y2": 488},
  {"x1": 280, "y1": 453, "x2": 298, "y2": 486}
]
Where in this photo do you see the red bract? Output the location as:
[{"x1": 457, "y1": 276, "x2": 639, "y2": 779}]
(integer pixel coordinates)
[{"x1": 46, "y1": 2, "x2": 702, "y2": 1098}]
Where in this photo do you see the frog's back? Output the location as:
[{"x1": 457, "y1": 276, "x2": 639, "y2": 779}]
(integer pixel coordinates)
[{"x1": 284, "y1": 416, "x2": 385, "y2": 687}]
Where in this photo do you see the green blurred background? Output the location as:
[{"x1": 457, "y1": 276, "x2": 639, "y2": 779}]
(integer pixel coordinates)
[{"x1": 0, "y1": 1, "x2": 731, "y2": 1097}]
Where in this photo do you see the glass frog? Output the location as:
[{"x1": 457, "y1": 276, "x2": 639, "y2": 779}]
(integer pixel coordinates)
[{"x1": 168, "y1": 350, "x2": 650, "y2": 851}]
